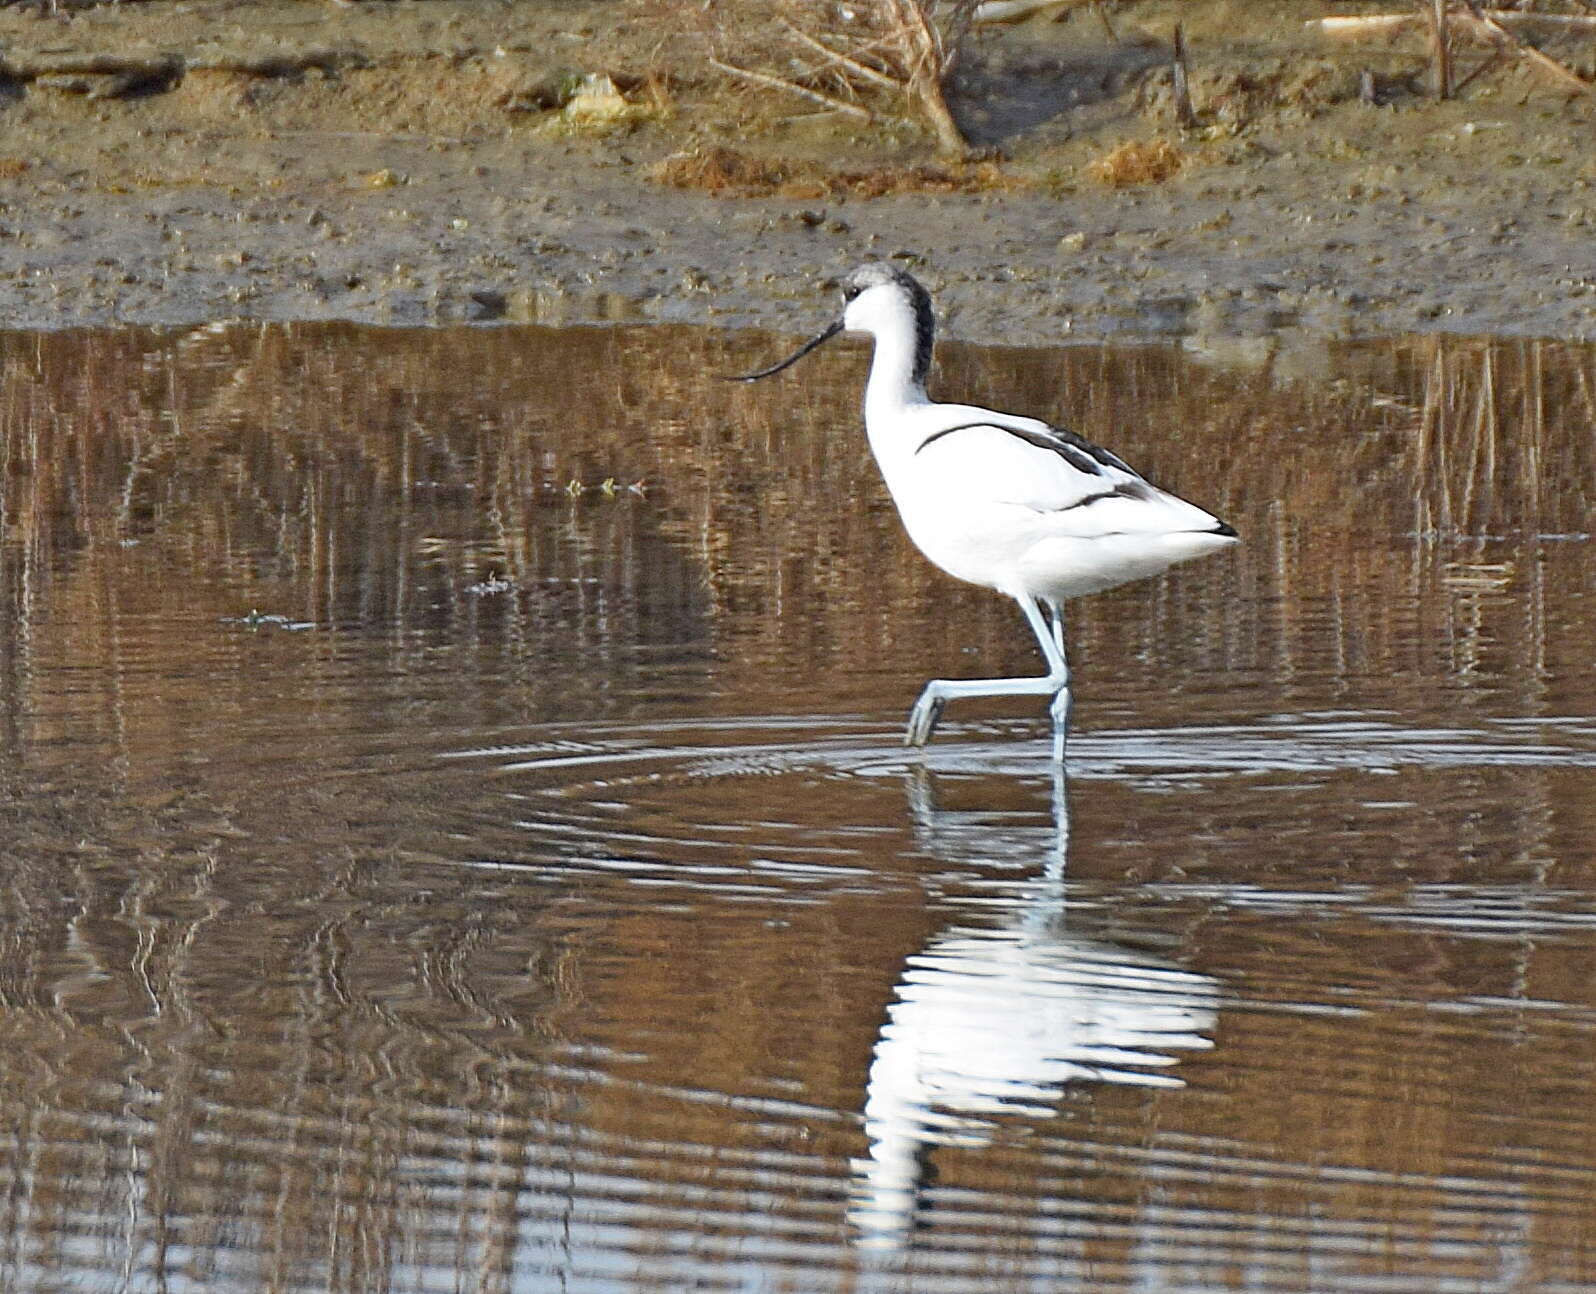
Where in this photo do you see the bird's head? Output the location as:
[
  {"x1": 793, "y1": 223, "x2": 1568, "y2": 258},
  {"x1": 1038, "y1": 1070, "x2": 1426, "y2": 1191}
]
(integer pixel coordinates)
[{"x1": 722, "y1": 262, "x2": 934, "y2": 383}]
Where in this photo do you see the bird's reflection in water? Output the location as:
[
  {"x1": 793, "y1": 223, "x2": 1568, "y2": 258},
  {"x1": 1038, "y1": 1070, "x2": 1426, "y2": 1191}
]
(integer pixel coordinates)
[{"x1": 850, "y1": 759, "x2": 1221, "y2": 1248}]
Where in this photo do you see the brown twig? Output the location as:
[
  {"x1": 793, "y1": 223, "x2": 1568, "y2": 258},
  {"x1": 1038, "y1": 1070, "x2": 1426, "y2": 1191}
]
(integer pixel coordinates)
[
  {"x1": 696, "y1": 1, "x2": 978, "y2": 157},
  {"x1": 706, "y1": 56, "x2": 873, "y2": 120},
  {"x1": 778, "y1": 21, "x2": 899, "y2": 92},
  {"x1": 1460, "y1": 1, "x2": 1595, "y2": 96}
]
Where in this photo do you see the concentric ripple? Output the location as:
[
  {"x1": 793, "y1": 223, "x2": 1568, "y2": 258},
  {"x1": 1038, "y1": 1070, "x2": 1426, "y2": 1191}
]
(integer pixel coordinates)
[
  {"x1": 436, "y1": 711, "x2": 1596, "y2": 882},
  {"x1": 450, "y1": 711, "x2": 1596, "y2": 785}
]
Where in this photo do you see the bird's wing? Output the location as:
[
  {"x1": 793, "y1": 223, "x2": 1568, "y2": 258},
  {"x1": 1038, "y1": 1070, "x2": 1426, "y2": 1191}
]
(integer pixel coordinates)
[
  {"x1": 912, "y1": 408, "x2": 1152, "y2": 515},
  {"x1": 911, "y1": 408, "x2": 1230, "y2": 538}
]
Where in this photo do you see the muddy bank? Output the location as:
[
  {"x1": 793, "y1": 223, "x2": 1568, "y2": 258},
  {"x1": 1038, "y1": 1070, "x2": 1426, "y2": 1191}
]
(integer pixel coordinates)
[{"x1": 0, "y1": 0, "x2": 1593, "y2": 346}]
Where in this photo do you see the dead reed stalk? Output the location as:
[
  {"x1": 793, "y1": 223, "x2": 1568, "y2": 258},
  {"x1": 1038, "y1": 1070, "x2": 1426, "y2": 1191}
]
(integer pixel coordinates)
[{"x1": 1427, "y1": 0, "x2": 1452, "y2": 98}]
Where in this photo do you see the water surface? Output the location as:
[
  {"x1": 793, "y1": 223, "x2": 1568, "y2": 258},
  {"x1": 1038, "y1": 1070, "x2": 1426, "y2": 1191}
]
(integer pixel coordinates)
[{"x1": 1, "y1": 323, "x2": 1594, "y2": 1292}]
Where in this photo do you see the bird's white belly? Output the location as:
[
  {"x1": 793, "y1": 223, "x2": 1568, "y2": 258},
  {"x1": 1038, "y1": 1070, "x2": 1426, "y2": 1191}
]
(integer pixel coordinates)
[{"x1": 894, "y1": 498, "x2": 1040, "y2": 590}]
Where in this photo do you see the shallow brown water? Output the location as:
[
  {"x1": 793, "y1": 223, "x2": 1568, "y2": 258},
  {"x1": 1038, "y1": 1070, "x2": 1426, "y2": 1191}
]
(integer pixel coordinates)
[{"x1": 1, "y1": 322, "x2": 1595, "y2": 1293}]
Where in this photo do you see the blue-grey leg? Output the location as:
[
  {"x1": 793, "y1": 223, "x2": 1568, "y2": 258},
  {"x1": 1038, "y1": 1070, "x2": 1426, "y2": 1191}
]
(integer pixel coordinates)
[
  {"x1": 1045, "y1": 599, "x2": 1073, "y2": 763},
  {"x1": 904, "y1": 593, "x2": 1071, "y2": 748}
]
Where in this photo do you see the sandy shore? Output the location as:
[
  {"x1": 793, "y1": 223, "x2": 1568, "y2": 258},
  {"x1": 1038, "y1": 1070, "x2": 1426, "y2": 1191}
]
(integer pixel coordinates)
[{"x1": 1, "y1": 0, "x2": 1593, "y2": 345}]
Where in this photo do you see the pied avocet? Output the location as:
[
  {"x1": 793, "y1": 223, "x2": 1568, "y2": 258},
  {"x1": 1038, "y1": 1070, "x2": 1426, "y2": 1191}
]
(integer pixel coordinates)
[{"x1": 728, "y1": 262, "x2": 1238, "y2": 757}]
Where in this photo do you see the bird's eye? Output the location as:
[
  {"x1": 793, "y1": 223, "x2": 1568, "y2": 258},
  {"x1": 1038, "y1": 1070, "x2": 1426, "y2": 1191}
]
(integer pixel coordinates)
[{"x1": 841, "y1": 284, "x2": 863, "y2": 302}]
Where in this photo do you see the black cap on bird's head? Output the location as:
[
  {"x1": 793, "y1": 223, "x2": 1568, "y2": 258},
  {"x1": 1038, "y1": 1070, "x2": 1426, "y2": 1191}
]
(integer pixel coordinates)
[{"x1": 721, "y1": 262, "x2": 934, "y2": 384}]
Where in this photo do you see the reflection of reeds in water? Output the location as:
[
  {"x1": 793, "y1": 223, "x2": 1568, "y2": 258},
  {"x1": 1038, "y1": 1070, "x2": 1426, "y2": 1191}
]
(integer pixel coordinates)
[
  {"x1": 3, "y1": 327, "x2": 1595, "y2": 746},
  {"x1": 1394, "y1": 337, "x2": 1590, "y2": 699},
  {"x1": 1408, "y1": 337, "x2": 1588, "y2": 543}
]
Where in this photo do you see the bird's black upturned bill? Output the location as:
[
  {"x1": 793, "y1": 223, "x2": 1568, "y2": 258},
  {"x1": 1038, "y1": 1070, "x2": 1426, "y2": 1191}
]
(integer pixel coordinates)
[{"x1": 721, "y1": 320, "x2": 844, "y2": 382}]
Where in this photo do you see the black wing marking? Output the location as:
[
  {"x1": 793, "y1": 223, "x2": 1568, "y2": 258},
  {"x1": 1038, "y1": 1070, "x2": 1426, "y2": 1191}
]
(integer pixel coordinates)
[
  {"x1": 1046, "y1": 423, "x2": 1137, "y2": 477},
  {"x1": 1054, "y1": 481, "x2": 1161, "y2": 512},
  {"x1": 915, "y1": 419, "x2": 1140, "y2": 480}
]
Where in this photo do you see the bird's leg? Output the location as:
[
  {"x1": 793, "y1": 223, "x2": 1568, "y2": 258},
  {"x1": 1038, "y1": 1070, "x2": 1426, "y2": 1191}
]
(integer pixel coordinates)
[
  {"x1": 1045, "y1": 598, "x2": 1066, "y2": 656},
  {"x1": 904, "y1": 594, "x2": 1071, "y2": 748},
  {"x1": 1045, "y1": 598, "x2": 1073, "y2": 762}
]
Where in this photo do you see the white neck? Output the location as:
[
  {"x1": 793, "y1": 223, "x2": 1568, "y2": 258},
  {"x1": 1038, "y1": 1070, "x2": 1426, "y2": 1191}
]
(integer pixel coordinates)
[{"x1": 862, "y1": 321, "x2": 929, "y2": 421}]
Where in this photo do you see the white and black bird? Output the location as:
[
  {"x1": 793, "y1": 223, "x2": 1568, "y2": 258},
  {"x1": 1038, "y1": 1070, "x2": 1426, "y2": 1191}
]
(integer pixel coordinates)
[{"x1": 727, "y1": 262, "x2": 1238, "y2": 757}]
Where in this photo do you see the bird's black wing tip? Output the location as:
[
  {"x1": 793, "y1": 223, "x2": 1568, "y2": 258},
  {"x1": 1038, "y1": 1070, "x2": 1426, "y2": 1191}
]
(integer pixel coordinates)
[{"x1": 1213, "y1": 521, "x2": 1240, "y2": 539}]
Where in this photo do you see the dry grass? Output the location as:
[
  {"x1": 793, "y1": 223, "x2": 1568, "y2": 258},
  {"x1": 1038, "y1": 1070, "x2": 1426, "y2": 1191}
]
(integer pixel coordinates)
[
  {"x1": 649, "y1": 145, "x2": 1018, "y2": 197},
  {"x1": 650, "y1": 147, "x2": 792, "y2": 194},
  {"x1": 1089, "y1": 137, "x2": 1185, "y2": 187}
]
